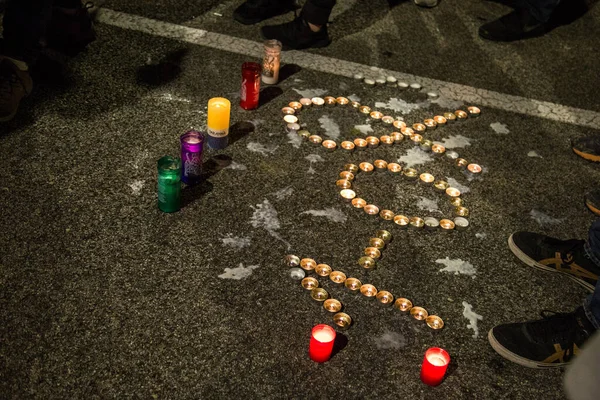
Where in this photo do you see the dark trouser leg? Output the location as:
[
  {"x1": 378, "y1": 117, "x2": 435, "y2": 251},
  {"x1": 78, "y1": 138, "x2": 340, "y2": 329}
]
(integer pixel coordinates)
[
  {"x1": 301, "y1": 0, "x2": 336, "y2": 26},
  {"x1": 522, "y1": 0, "x2": 561, "y2": 22},
  {"x1": 3, "y1": 0, "x2": 55, "y2": 65},
  {"x1": 585, "y1": 219, "x2": 600, "y2": 329}
]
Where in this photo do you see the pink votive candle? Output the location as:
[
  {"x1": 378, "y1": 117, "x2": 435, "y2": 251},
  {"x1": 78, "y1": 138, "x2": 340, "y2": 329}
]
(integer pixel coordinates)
[
  {"x1": 309, "y1": 324, "x2": 336, "y2": 363},
  {"x1": 420, "y1": 347, "x2": 450, "y2": 386}
]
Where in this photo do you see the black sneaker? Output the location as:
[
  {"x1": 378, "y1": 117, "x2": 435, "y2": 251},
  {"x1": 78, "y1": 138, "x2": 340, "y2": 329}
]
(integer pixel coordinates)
[
  {"x1": 233, "y1": 0, "x2": 298, "y2": 25},
  {"x1": 45, "y1": 2, "x2": 97, "y2": 57},
  {"x1": 488, "y1": 307, "x2": 595, "y2": 368},
  {"x1": 572, "y1": 135, "x2": 600, "y2": 162},
  {"x1": 261, "y1": 16, "x2": 331, "y2": 50},
  {"x1": 508, "y1": 232, "x2": 599, "y2": 292},
  {"x1": 478, "y1": 8, "x2": 546, "y2": 42},
  {"x1": 584, "y1": 189, "x2": 600, "y2": 216},
  {"x1": 0, "y1": 57, "x2": 33, "y2": 122}
]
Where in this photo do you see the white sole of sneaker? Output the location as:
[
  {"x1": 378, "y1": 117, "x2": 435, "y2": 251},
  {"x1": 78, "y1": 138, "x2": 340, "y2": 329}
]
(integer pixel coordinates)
[
  {"x1": 508, "y1": 234, "x2": 595, "y2": 292},
  {"x1": 487, "y1": 329, "x2": 567, "y2": 369}
]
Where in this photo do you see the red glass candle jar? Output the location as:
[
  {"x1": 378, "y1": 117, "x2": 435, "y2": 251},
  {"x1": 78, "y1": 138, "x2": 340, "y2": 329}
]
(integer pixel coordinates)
[
  {"x1": 240, "y1": 62, "x2": 261, "y2": 110},
  {"x1": 420, "y1": 347, "x2": 450, "y2": 386},
  {"x1": 309, "y1": 324, "x2": 336, "y2": 363}
]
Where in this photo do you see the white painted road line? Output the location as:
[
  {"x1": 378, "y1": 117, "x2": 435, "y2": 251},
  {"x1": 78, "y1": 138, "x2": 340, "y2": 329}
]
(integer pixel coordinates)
[{"x1": 96, "y1": 8, "x2": 600, "y2": 130}]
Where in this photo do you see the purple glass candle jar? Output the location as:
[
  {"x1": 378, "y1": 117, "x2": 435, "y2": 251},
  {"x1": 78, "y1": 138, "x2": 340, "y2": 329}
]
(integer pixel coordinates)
[{"x1": 180, "y1": 130, "x2": 204, "y2": 185}]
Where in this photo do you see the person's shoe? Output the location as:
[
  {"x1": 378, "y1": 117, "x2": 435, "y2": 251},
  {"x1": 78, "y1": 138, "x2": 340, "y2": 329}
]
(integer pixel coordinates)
[
  {"x1": 414, "y1": 0, "x2": 439, "y2": 8},
  {"x1": 261, "y1": 16, "x2": 331, "y2": 50},
  {"x1": 0, "y1": 57, "x2": 33, "y2": 122},
  {"x1": 584, "y1": 189, "x2": 600, "y2": 216},
  {"x1": 508, "y1": 232, "x2": 599, "y2": 292},
  {"x1": 572, "y1": 135, "x2": 600, "y2": 162},
  {"x1": 488, "y1": 306, "x2": 595, "y2": 368},
  {"x1": 479, "y1": 8, "x2": 546, "y2": 41},
  {"x1": 45, "y1": 2, "x2": 97, "y2": 56},
  {"x1": 233, "y1": 0, "x2": 298, "y2": 25}
]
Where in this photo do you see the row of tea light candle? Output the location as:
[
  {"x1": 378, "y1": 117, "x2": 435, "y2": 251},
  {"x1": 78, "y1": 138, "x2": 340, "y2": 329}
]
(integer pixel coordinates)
[{"x1": 337, "y1": 162, "x2": 471, "y2": 230}]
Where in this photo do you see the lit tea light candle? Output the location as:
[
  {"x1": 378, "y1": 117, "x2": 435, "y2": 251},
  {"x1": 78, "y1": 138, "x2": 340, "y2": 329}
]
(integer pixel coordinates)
[
  {"x1": 379, "y1": 209, "x2": 395, "y2": 221},
  {"x1": 456, "y1": 158, "x2": 468, "y2": 168},
  {"x1": 467, "y1": 106, "x2": 481, "y2": 117},
  {"x1": 364, "y1": 247, "x2": 381, "y2": 259},
  {"x1": 360, "y1": 283, "x2": 378, "y2": 297},
  {"x1": 359, "y1": 105, "x2": 372, "y2": 114},
  {"x1": 289, "y1": 101, "x2": 302, "y2": 111},
  {"x1": 300, "y1": 98, "x2": 312, "y2": 107},
  {"x1": 300, "y1": 258, "x2": 317, "y2": 271},
  {"x1": 364, "y1": 204, "x2": 380, "y2": 215},
  {"x1": 324, "y1": 299, "x2": 342, "y2": 313},
  {"x1": 358, "y1": 256, "x2": 376, "y2": 270},
  {"x1": 316, "y1": 263, "x2": 332, "y2": 277},
  {"x1": 446, "y1": 150, "x2": 459, "y2": 160},
  {"x1": 443, "y1": 112, "x2": 457, "y2": 122},
  {"x1": 324, "y1": 96, "x2": 336, "y2": 105},
  {"x1": 359, "y1": 162, "x2": 374, "y2": 173},
  {"x1": 351, "y1": 198, "x2": 367, "y2": 208},
  {"x1": 440, "y1": 219, "x2": 455, "y2": 231},
  {"x1": 394, "y1": 215, "x2": 410, "y2": 227},
  {"x1": 424, "y1": 119, "x2": 437, "y2": 129},
  {"x1": 289, "y1": 267, "x2": 305, "y2": 280},
  {"x1": 354, "y1": 138, "x2": 368, "y2": 150},
  {"x1": 369, "y1": 237, "x2": 385, "y2": 249},
  {"x1": 433, "y1": 115, "x2": 447, "y2": 125},
  {"x1": 455, "y1": 206, "x2": 469, "y2": 217},
  {"x1": 431, "y1": 144, "x2": 446, "y2": 155},
  {"x1": 393, "y1": 120, "x2": 407, "y2": 129},
  {"x1": 434, "y1": 180, "x2": 449, "y2": 191},
  {"x1": 366, "y1": 136, "x2": 380, "y2": 148},
  {"x1": 401, "y1": 127, "x2": 414, "y2": 137},
  {"x1": 395, "y1": 298, "x2": 413, "y2": 312},
  {"x1": 424, "y1": 217, "x2": 440, "y2": 229},
  {"x1": 380, "y1": 135, "x2": 394, "y2": 145},
  {"x1": 391, "y1": 132, "x2": 404, "y2": 143},
  {"x1": 344, "y1": 163, "x2": 359, "y2": 173},
  {"x1": 420, "y1": 173, "x2": 435, "y2": 184},
  {"x1": 353, "y1": 73, "x2": 364, "y2": 80},
  {"x1": 282, "y1": 106, "x2": 295, "y2": 115},
  {"x1": 336, "y1": 179, "x2": 352, "y2": 189},
  {"x1": 467, "y1": 163, "x2": 482, "y2": 173},
  {"x1": 445, "y1": 187, "x2": 461, "y2": 198},
  {"x1": 340, "y1": 189, "x2": 356, "y2": 201},
  {"x1": 427, "y1": 91, "x2": 439, "y2": 99},
  {"x1": 330, "y1": 271, "x2": 347, "y2": 284},
  {"x1": 286, "y1": 123, "x2": 301, "y2": 133},
  {"x1": 420, "y1": 139, "x2": 433, "y2": 152},
  {"x1": 382, "y1": 116, "x2": 394, "y2": 125},
  {"x1": 283, "y1": 114, "x2": 298, "y2": 124},
  {"x1": 364, "y1": 78, "x2": 376, "y2": 86},
  {"x1": 376, "y1": 230, "x2": 392, "y2": 242},
  {"x1": 284, "y1": 254, "x2": 300, "y2": 267},
  {"x1": 340, "y1": 141, "x2": 355, "y2": 151},
  {"x1": 410, "y1": 134, "x2": 423, "y2": 145},
  {"x1": 376, "y1": 77, "x2": 386, "y2": 85},
  {"x1": 351, "y1": 101, "x2": 361, "y2": 108},
  {"x1": 398, "y1": 81, "x2": 409, "y2": 90},
  {"x1": 333, "y1": 312, "x2": 352, "y2": 328},
  {"x1": 403, "y1": 168, "x2": 418, "y2": 179},
  {"x1": 311, "y1": 97, "x2": 325, "y2": 106},
  {"x1": 376, "y1": 290, "x2": 394, "y2": 305},
  {"x1": 450, "y1": 197, "x2": 463, "y2": 207},
  {"x1": 301, "y1": 277, "x2": 318, "y2": 289},
  {"x1": 207, "y1": 97, "x2": 231, "y2": 149},
  {"x1": 387, "y1": 163, "x2": 402, "y2": 173},
  {"x1": 420, "y1": 347, "x2": 450, "y2": 386},
  {"x1": 454, "y1": 217, "x2": 469, "y2": 229},
  {"x1": 370, "y1": 111, "x2": 383, "y2": 120},
  {"x1": 336, "y1": 96, "x2": 349, "y2": 105},
  {"x1": 322, "y1": 140, "x2": 337, "y2": 151},
  {"x1": 426, "y1": 315, "x2": 444, "y2": 330},
  {"x1": 455, "y1": 109, "x2": 468, "y2": 119},
  {"x1": 309, "y1": 135, "x2": 323, "y2": 144},
  {"x1": 344, "y1": 278, "x2": 362, "y2": 291},
  {"x1": 413, "y1": 123, "x2": 426, "y2": 133},
  {"x1": 311, "y1": 288, "x2": 329, "y2": 302},
  {"x1": 309, "y1": 324, "x2": 336, "y2": 363},
  {"x1": 411, "y1": 306, "x2": 428, "y2": 320},
  {"x1": 409, "y1": 217, "x2": 425, "y2": 229},
  {"x1": 374, "y1": 159, "x2": 388, "y2": 171},
  {"x1": 386, "y1": 76, "x2": 397, "y2": 86},
  {"x1": 339, "y1": 169, "x2": 354, "y2": 180},
  {"x1": 410, "y1": 82, "x2": 422, "y2": 90}
]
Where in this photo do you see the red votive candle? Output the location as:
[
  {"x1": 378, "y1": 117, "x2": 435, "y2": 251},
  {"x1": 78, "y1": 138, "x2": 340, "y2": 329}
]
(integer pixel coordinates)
[
  {"x1": 309, "y1": 324, "x2": 336, "y2": 363},
  {"x1": 420, "y1": 347, "x2": 450, "y2": 386}
]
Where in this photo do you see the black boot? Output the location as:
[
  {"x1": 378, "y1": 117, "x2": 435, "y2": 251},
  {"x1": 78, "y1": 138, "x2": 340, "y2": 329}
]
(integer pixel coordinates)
[
  {"x1": 261, "y1": 16, "x2": 331, "y2": 50},
  {"x1": 46, "y1": 1, "x2": 97, "y2": 56},
  {"x1": 478, "y1": 7, "x2": 546, "y2": 42},
  {"x1": 233, "y1": 0, "x2": 298, "y2": 25}
]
